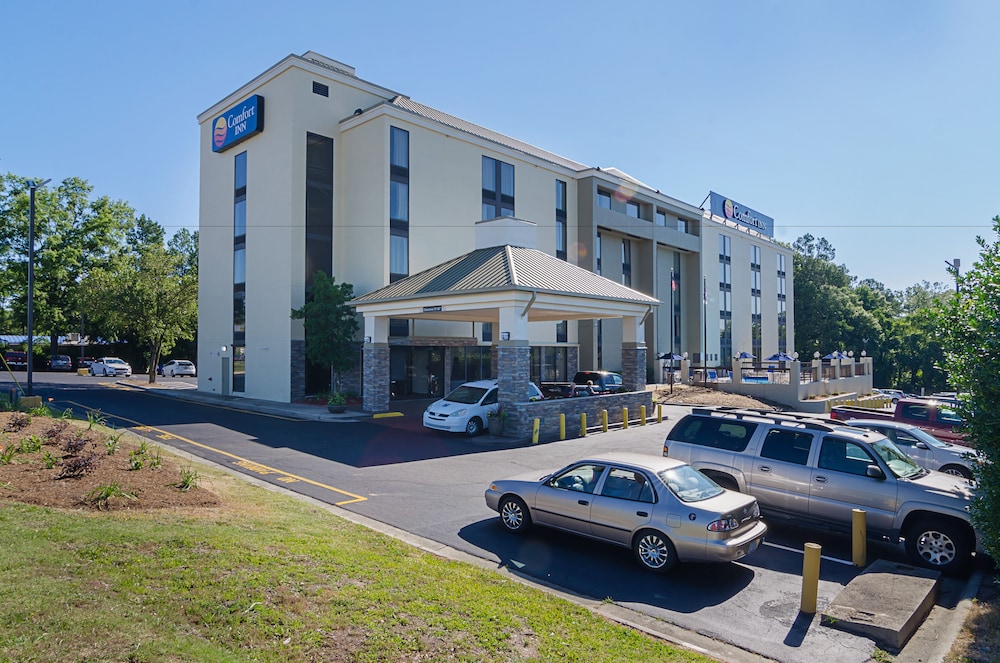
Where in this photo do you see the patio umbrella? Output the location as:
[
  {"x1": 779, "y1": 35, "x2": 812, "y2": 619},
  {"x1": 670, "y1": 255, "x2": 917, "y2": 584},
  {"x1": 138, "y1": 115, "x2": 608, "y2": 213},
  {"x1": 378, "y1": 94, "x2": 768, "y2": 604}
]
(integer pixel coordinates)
[
  {"x1": 657, "y1": 353, "x2": 685, "y2": 361},
  {"x1": 736, "y1": 351, "x2": 755, "y2": 360},
  {"x1": 822, "y1": 351, "x2": 848, "y2": 360},
  {"x1": 765, "y1": 352, "x2": 795, "y2": 362}
]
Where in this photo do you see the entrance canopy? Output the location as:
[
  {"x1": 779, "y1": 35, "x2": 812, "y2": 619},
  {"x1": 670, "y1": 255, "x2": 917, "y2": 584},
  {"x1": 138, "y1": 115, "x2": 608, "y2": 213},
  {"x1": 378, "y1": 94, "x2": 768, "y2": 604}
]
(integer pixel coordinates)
[{"x1": 351, "y1": 244, "x2": 659, "y2": 325}]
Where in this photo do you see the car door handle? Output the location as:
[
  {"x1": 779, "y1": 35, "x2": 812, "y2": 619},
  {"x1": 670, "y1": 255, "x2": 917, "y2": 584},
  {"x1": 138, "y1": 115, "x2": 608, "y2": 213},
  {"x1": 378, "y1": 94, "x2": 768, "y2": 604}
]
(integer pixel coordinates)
[
  {"x1": 814, "y1": 476, "x2": 828, "y2": 483},
  {"x1": 758, "y1": 465, "x2": 771, "y2": 473},
  {"x1": 578, "y1": 500, "x2": 589, "y2": 506},
  {"x1": 636, "y1": 511, "x2": 649, "y2": 517}
]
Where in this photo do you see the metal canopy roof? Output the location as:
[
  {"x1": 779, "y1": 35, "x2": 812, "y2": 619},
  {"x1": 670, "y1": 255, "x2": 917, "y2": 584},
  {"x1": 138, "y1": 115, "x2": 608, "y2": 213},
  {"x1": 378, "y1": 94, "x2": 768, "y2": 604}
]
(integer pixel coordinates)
[{"x1": 350, "y1": 245, "x2": 660, "y2": 324}]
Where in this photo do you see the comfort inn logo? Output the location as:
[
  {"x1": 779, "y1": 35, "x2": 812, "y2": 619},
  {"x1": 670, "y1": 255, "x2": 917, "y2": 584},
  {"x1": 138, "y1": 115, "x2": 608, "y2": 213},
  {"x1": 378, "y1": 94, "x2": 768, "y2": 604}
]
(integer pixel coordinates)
[{"x1": 211, "y1": 95, "x2": 265, "y2": 153}]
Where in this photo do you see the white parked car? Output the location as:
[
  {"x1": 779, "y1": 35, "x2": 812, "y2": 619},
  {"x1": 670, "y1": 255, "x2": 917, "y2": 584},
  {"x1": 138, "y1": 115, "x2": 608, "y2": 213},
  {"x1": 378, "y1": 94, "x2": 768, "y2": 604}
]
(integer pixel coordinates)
[
  {"x1": 89, "y1": 357, "x2": 133, "y2": 377},
  {"x1": 423, "y1": 379, "x2": 543, "y2": 436},
  {"x1": 161, "y1": 359, "x2": 196, "y2": 377}
]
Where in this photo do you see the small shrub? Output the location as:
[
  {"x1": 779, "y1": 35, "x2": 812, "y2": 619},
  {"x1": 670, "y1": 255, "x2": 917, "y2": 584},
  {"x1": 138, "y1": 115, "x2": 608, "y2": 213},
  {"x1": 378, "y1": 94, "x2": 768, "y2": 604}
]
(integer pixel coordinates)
[
  {"x1": 0, "y1": 446, "x2": 15, "y2": 464},
  {"x1": 4, "y1": 412, "x2": 31, "y2": 433},
  {"x1": 86, "y1": 483, "x2": 137, "y2": 510},
  {"x1": 177, "y1": 467, "x2": 199, "y2": 492},
  {"x1": 63, "y1": 430, "x2": 91, "y2": 455},
  {"x1": 128, "y1": 449, "x2": 144, "y2": 471},
  {"x1": 44, "y1": 420, "x2": 69, "y2": 440},
  {"x1": 42, "y1": 451, "x2": 56, "y2": 469},
  {"x1": 28, "y1": 404, "x2": 52, "y2": 417},
  {"x1": 105, "y1": 433, "x2": 121, "y2": 455},
  {"x1": 18, "y1": 435, "x2": 43, "y2": 453},
  {"x1": 59, "y1": 407, "x2": 73, "y2": 420},
  {"x1": 86, "y1": 409, "x2": 107, "y2": 430},
  {"x1": 59, "y1": 452, "x2": 99, "y2": 478},
  {"x1": 149, "y1": 450, "x2": 162, "y2": 469}
]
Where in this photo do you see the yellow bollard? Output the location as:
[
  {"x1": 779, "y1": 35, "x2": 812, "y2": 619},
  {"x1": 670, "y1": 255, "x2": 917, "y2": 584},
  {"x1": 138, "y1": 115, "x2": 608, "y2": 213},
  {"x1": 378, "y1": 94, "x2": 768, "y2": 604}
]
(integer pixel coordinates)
[
  {"x1": 531, "y1": 418, "x2": 540, "y2": 445},
  {"x1": 801, "y1": 543, "x2": 821, "y2": 614},
  {"x1": 559, "y1": 413, "x2": 566, "y2": 440},
  {"x1": 602, "y1": 410, "x2": 608, "y2": 432},
  {"x1": 640, "y1": 405, "x2": 647, "y2": 426},
  {"x1": 580, "y1": 412, "x2": 587, "y2": 437},
  {"x1": 657, "y1": 403, "x2": 663, "y2": 423},
  {"x1": 622, "y1": 406, "x2": 629, "y2": 429},
  {"x1": 852, "y1": 509, "x2": 867, "y2": 567}
]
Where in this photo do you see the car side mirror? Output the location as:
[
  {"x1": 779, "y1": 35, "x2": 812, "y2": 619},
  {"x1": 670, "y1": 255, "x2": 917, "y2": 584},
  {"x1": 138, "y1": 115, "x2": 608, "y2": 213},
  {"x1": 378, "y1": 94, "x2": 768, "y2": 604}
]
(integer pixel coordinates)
[
  {"x1": 866, "y1": 465, "x2": 885, "y2": 480},
  {"x1": 915, "y1": 442, "x2": 928, "y2": 450}
]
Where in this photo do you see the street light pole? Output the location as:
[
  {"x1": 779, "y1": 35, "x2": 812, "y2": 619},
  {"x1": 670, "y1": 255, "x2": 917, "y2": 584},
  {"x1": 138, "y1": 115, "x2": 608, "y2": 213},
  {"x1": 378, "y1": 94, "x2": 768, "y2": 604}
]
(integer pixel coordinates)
[
  {"x1": 945, "y1": 258, "x2": 961, "y2": 294},
  {"x1": 26, "y1": 178, "x2": 51, "y2": 396}
]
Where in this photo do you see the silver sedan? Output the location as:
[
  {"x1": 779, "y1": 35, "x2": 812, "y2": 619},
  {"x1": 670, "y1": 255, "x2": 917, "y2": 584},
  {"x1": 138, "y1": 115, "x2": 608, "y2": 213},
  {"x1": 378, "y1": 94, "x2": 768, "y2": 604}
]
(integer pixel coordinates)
[{"x1": 485, "y1": 452, "x2": 767, "y2": 572}]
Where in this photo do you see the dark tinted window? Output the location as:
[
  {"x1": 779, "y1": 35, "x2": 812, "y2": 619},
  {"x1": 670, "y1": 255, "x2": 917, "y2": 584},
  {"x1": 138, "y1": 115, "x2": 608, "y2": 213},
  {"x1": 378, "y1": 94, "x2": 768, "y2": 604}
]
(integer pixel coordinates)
[
  {"x1": 818, "y1": 437, "x2": 876, "y2": 475},
  {"x1": 759, "y1": 429, "x2": 814, "y2": 466},
  {"x1": 670, "y1": 416, "x2": 757, "y2": 451}
]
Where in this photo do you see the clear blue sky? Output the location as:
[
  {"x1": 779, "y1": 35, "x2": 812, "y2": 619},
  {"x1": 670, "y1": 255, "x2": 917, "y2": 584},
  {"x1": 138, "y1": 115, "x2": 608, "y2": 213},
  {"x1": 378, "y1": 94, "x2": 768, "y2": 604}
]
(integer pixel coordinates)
[{"x1": 3, "y1": 1, "x2": 997, "y2": 293}]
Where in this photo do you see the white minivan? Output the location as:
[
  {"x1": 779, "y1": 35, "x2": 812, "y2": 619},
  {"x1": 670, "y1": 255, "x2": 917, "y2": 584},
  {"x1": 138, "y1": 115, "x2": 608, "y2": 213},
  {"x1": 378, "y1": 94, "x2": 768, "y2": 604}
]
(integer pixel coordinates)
[{"x1": 423, "y1": 379, "x2": 543, "y2": 436}]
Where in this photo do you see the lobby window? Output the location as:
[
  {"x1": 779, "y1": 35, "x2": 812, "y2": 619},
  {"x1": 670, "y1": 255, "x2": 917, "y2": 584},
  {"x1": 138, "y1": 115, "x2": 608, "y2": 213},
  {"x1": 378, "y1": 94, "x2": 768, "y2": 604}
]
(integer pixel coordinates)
[
  {"x1": 481, "y1": 322, "x2": 493, "y2": 343},
  {"x1": 389, "y1": 319, "x2": 409, "y2": 337},
  {"x1": 621, "y1": 239, "x2": 632, "y2": 287},
  {"x1": 555, "y1": 179, "x2": 567, "y2": 260},
  {"x1": 626, "y1": 200, "x2": 640, "y2": 219},
  {"x1": 556, "y1": 320, "x2": 567, "y2": 343},
  {"x1": 390, "y1": 127, "x2": 409, "y2": 282},
  {"x1": 655, "y1": 210, "x2": 666, "y2": 226},
  {"x1": 596, "y1": 233, "x2": 602, "y2": 275},
  {"x1": 482, "y1": 156, "x2": 514, "y2": 219},
  {"x1": 597, "y1": 191, "x2": 611, "y2": 209}
]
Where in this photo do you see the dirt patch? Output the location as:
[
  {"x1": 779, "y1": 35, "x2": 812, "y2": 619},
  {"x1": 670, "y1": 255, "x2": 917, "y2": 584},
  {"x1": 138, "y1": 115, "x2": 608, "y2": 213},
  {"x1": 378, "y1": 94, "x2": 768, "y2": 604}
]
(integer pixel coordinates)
[
  {"x1": 0, "y1": 411, "x2": 220, "y2": 511},
  {"x1": 652, "y1": 383, "x2": 781, "y2": 410}
]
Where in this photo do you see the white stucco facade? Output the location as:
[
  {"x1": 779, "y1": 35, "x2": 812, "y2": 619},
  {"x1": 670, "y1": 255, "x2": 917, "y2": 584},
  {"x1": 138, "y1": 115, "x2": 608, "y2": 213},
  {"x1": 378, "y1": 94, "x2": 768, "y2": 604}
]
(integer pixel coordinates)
[{"x1": 197, "y1": 51, "x2": 795, "y2": 403}]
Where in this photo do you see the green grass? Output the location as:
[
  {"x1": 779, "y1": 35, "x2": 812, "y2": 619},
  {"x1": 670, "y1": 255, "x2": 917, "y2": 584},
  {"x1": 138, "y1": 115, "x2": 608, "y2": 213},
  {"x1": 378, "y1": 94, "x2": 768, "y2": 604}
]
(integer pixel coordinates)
[{"x1": 0, "y1": 469, "x2": 713, "y2": 662}]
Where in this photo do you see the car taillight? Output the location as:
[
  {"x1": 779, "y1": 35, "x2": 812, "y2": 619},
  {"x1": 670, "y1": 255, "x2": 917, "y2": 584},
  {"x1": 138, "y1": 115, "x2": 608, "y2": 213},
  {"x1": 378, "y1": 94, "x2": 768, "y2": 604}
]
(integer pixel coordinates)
[{"x1": 707, "y1": 517, "x2": 740, "y2": 532}]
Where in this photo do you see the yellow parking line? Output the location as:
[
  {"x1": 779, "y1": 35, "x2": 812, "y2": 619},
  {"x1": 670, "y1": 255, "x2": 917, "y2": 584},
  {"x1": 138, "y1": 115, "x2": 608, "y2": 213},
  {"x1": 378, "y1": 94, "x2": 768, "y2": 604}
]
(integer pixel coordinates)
[{"x1": 66, "y1": 402, "x2": 367, "y2": 505}]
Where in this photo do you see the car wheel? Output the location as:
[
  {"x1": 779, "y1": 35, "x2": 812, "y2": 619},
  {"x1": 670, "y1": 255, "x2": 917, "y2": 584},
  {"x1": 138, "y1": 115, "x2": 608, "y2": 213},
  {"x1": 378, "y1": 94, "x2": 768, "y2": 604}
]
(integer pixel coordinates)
[
  {"x1": 498, "y1": 496, "x2": 531, "y2": 534},
  {"x1": 465, "y1": 417, "x2": 484, "y2": 437},
  {"x1": 89, "y1": 368, "x2": 95, "y2": 376},
  {"x1": 940, "y1": 465, "x2": 973, "y2": 480},
  {"x1": 633, "y1": 529, "x2": 677, "y2": 573},
  {"x1": 904, "y1": 518, "x2": 972, "y2": 574}
]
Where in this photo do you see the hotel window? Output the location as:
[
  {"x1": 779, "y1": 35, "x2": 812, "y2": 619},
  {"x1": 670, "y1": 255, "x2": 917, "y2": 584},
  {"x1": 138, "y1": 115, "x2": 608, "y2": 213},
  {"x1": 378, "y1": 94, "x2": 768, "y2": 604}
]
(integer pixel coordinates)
[
  {"x1": 556, "y1": 320, "x2": 567, "y2": 343},
  {"x1": 390, "y1": 127, "x2": 409, "y2": 282},
  {"x1": 555, "y1": 180, "x2": 567, "y2": 260},
  {"x1": 305, "y1": 133, "x2": 333, "y2": 286},
  {"x1": 233, "y1": 151, "x2": 247, "y2": 393},
  {"x1": 677, "y1": 218, "x2": 688, "y2": 233},
  {"x1": 777, "y1": 254, "x2": 787, "y2": 352},
  {"x1": 482, "y1": 156, "x2": 514, "y2": 219},
  {"x1": 718, "y1": 234, "x2": 732, "y2": 366},
  {"x1": 597, "y1": 191, "x2": 611, "y2": 209},
  {"x1": 655, "y1": 210, "x2": 666, "y2": 226},
  {"x1": 621, "y1": 239, "x2": 632, "y2": 287},
  {"x1": 596, "y1": 233, "x2": 602, "y2": 275},
  {"x1": 481, "y1": 322, "x2": 493, "y2": 343},
  {"x1": 626, "y1": 200, "x2": 640, "y2": 219}
]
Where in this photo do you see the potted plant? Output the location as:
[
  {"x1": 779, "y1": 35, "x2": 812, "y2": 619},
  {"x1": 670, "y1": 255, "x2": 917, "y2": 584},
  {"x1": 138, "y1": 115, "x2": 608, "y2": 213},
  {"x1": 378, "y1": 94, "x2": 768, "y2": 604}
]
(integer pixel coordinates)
[
  {"x1": 327, "y1": 391, "x2": 347, "y2": 414},
  {"x1": 487, "y1": 405, "x2": 507, "y2": 435}
]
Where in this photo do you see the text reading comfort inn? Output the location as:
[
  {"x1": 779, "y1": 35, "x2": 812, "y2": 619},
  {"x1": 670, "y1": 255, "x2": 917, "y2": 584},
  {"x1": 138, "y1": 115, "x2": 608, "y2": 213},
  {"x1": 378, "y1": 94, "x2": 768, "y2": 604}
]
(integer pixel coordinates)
[{"x1": 212, "y1": 95, "x2": 265, "y2": 153}]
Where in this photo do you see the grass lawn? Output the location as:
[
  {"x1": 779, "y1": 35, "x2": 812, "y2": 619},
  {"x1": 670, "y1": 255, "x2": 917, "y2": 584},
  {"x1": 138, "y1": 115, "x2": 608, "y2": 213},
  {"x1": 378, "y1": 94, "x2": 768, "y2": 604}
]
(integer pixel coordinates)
[{"x1": 0, "y1": 409, "x2": 715, "y2": 662}]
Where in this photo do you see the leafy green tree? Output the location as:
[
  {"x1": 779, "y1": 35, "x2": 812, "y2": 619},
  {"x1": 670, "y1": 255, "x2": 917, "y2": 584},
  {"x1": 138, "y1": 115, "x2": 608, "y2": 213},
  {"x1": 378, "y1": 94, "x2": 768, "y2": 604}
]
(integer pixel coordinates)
[
  {"x1": 937, "y1": 215, "x2": 1000, "y2": 562},
  {"x1": 290, "y1": 271, "x2": 359, "y2": 394},
  {"x1": 80, "y1": 240, "x2": 198, "y2": 383},
  {"x1": 0, "y1": 174, "x2": 131, "y2": 352}
]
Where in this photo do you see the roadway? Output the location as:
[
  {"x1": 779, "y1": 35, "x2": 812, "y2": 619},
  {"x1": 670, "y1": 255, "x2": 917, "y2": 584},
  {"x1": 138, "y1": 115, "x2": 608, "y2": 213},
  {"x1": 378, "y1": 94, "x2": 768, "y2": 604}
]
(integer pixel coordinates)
[{"x1": 2, "y1": 371, "x2": 984, "y2": 663}]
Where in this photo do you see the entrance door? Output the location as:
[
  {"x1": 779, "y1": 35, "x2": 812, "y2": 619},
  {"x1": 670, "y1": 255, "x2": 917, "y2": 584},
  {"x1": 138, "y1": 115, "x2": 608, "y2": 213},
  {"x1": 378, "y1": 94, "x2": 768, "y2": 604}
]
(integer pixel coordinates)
[{"x1": 389, "y1": 346, "x2": 444, "y2": 400}]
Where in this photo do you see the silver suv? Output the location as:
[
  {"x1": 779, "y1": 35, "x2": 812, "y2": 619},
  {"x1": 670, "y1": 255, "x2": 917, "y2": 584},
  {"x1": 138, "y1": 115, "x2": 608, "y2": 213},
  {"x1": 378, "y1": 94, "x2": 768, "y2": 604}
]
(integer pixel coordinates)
[{"x1": 663, "y1": 407, "x2": 979, "y2": 573}]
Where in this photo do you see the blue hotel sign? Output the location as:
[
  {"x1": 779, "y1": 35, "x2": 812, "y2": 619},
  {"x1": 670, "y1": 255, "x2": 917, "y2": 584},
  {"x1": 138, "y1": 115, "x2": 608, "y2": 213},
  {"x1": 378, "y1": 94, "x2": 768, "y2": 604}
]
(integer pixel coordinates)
[
  {"x1": 708, "y1": 192, "x2": 774, "y2": 237},
  {"x1": 211, "y1": 95, "x2": 264, "y2": 153}
]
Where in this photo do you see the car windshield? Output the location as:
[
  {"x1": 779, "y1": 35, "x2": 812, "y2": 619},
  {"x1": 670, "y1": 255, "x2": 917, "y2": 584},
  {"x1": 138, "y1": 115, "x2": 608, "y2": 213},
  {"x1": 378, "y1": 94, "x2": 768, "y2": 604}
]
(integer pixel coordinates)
[
  {"x1": 105, "y1": 358, "x2": 125, "y2": 365},
  {"x1": 443, "y1": 386, "x2": 488, "y2": 405},
  {"x1": 904, "y1": 426, "x2": 951, "y2": 448},
  {"x1": 870, "y1": 438, "x2": 925, "y2": 479},
  {"x1": 659, "y1": 465, "x2": 725, "y2": 502}
]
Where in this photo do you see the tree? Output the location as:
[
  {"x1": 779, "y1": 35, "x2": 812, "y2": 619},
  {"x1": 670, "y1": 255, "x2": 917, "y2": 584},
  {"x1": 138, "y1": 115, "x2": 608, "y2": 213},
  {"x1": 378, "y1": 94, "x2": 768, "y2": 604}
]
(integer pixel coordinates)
[
  {"x1": 80, "y1": 240, "x2": 198, "y2": 383},
  {"x1": 937, "y1": 216, "x2": 1000, "y2": 562},
  {"x1": 290, "y1": 271, "x2": 359, "y2": 394},
  {"x1": 0, "y1": 174, "x2": 131, "y2": 352}
]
